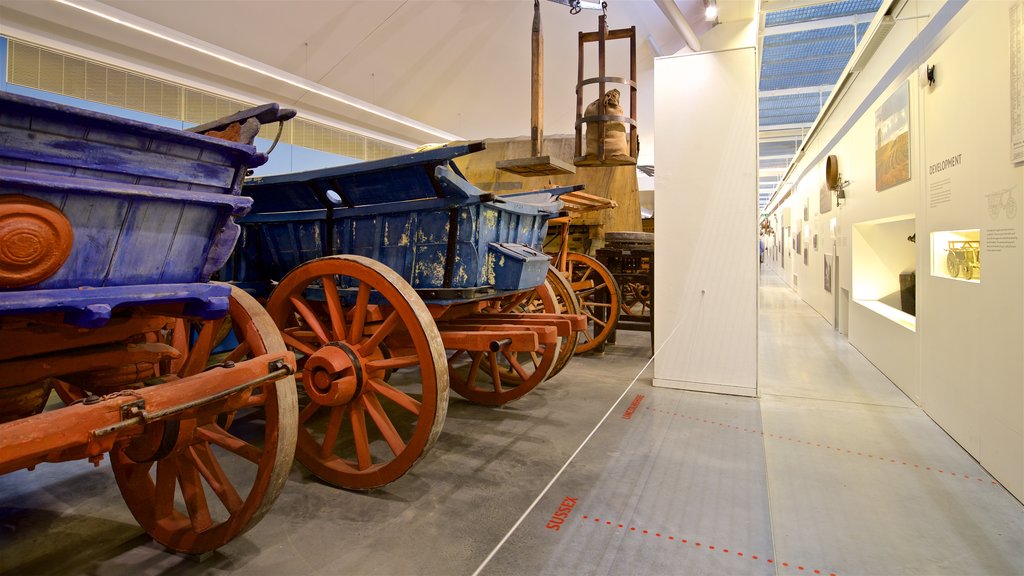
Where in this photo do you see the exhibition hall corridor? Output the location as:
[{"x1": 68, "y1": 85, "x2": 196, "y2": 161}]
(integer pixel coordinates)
[{"x1": 1, "y1": 273, "x2": 1021, "y2": 575}]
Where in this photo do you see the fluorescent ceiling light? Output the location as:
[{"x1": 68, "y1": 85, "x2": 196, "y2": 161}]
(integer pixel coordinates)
[{"x1": 51, "y1": 0, "x2": 462, "y2": 144}]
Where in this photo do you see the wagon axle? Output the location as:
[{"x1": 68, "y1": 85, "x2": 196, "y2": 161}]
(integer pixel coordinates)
[{"x1": 302, "y1": 341, "x2": 369, "y2": 406}]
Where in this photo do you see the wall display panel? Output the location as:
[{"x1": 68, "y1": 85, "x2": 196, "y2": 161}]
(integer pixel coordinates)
[{"x1": 917, "y1": 1, "x2": 1023, "y2": 502}]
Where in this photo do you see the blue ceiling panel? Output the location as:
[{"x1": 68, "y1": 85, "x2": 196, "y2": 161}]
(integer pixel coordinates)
[
  {"x1": 763, "y1": 23, "x2": 867, "y2": 48},
  {"x1": 762, "y1": 55, "x2": 852, "y2": 78},
  {"x1": 763, "y1": 38, "x2": 856, "y2": 64},
  {"x1": 760, "y1": 141, "x2": 798, "y2": 157},
  {"x1": 760, "y1": 69, "x2": 845, "y2": 91},
  {"x1": 761, "y1": 113, "x2": 820, "y2": 126},
  {"x1": 759, "y1": 92, "x2": 829, "y2": 111},
  {"x1": 765, "y1": 0, "x2": 882, "y2": 27}
]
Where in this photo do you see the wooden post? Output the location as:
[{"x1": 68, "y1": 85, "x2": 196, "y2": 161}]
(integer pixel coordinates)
[
  {"x1": 597, "y1": 14, "x2": 607, "y2": 163},
  {"x1": 531, "y1": 0, "x2": 543, "y2": 157},
  {"x1": 576, "y1": 31, "x2": 584, "y2": 160},
  {"x1": 629, "y1": 26, "x2": 638, "y2": 158}
]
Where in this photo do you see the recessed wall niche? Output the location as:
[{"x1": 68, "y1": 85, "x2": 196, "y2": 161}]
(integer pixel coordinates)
[
  {"x1": 930, "y1": 229, "x2": 981, "y2": 283},
  {"x1": 852, "y1": 215, "x2": 916, "y2": 331}
]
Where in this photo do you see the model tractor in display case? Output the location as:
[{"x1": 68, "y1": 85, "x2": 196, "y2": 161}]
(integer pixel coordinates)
[
  {"x1": 0, "y1": 92, "x2": 299, "y2": 554},
  {"x1": 945, "y1": 239, "x2": 980, "y2": 280},
  {"x1": 221, "y1": 142, "x2": 585, "y2": 490}
]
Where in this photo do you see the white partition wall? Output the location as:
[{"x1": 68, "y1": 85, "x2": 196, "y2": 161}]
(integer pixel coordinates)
[{"x1": 653, "y1": 47, "x2": 758, "y2": 396}]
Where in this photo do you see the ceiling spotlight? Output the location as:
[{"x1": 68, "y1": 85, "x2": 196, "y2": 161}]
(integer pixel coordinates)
[{"x1": 704, "y1": 0, "x2": 718, "y2": 22}]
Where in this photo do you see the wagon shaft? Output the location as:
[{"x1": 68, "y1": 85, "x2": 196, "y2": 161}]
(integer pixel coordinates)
[
  {"x1": 438, "y1": 327, "x2": 544, "y2": 353},
  {"x1": 0, "y1": 351, "x2": 293, "y2": 476}
]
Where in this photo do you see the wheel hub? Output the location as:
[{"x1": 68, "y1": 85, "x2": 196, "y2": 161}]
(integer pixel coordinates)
[{"x1": 302, "y1": 342, "x2": 365, "y2": 406}]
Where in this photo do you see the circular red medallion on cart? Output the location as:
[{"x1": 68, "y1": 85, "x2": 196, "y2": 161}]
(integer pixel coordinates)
[{"x1": 0, "y1": 195, "x2": 73, "y2": 288}]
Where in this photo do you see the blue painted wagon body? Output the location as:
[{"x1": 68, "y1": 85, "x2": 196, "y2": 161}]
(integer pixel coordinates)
[
  {"x1": 222, "y1": 143, "x2": 586, "y2": 490},
  {"x1": 0, "y1": 92, "x2": 298, "y2": 556},
  {"x1": 0, "y1": 91, "x2": 271, "y2": 325},
  {"x1": 225, "y1": 142, "x2": 579, "y2": 303}
]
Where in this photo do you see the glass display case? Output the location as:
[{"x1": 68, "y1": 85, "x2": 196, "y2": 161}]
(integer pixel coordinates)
[{"x1": 930, "y1": 229, "x2": 981, "y2": 282}]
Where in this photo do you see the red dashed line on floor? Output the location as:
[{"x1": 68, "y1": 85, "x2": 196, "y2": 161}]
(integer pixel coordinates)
[
  {"x1": 580, "y1": 514, "x2": 838, "y2": 575},
  {"x1": 643, "y1": 407, "x2": 999, "y2": 487}
]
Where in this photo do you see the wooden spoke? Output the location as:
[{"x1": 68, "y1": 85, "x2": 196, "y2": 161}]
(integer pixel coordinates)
[
  {"x1": 154, "y1": 458, "x2": 177, "y2": 520},
  {"x1": 298, "y1": 401, "x2": 321, "y2": 424},
  {"x1": 586, "y1": 302, "x2": 614, "y2": 308},
  {"x1": 281, "y1": 331, "x2": 318, "y2": 357},
  {"x1": 466, "y1": 352, "x2": 484, "y2": 388},
  {"x1": 349, "y1": 401, "x2": 373, "y2": 471},
  {"x1": 320, "y1": 275, "x2": 348, "y2": 341},
  {"x1": 584, "y1": 311, "x2": 608, "y2": 327},
  {"x1": 579, "y1": 265, "x2": 594, "y2": 283},
  {"x1": 367, "y1": 354, "x2": 421, "y2": 371},
  {"x1": 321, "y1": 406, "x2": 346, "y2": 461},
  {"x1": 499, "y1": 290, "x2": 533, "y2": 313},
  {"x1": 348, "y1": 282, "x2": 372, "y2": 345},
  {"x1": 290, "y1": 295, "x2": 329, "y2": 344},
  {"x1": 363, "y1": 392, "x2": 406, "y2": 457},
  {"x1": 358, "y1": 311, "x2": 400, "y2": 355},
  {"x1": 176, "y1": 453, "x2": 213, "y2": 533},
  {"x1": 224, "y1": 341, "x2": 252, "y2": 363},
  {"x1": 180, "y1": 317, "x2": 225, "y2": 377},
  {"x1": 487, "y1": 352, "x2": 504, "y2": 394},
  {"x1": 368, "y1": 378, "x2": 421, "y2": 415},
  {"x1": 501, "y1": 349, "x2": 531, "y2": 381},
  {"x1": 189, "y1": 444, "x2": 244, "y2": 515},
  {"x1": 195, "y1": 424, "x2": 262, "y2": 464}
]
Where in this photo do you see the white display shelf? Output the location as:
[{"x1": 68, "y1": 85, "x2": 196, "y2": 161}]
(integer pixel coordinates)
[
  {"x1": 930, "y1": 229, "x2": 980, "y2": 283},
  {"x1": 854, "y1": 299, "x2": 916, "y2": 331}
]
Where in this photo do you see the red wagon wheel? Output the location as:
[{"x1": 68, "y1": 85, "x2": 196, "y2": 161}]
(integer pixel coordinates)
[
  {"x1": 265, "y1": 255, "x2": 448, "y2": 490},
  {"x1": 446, "y1": 280, "x2": 563, "y2": 406},
  {"x1": 566, "y1": 252, "x2": 620, "y2": 354},
  {"x1": 110, "y1": 285, "x2": 298, "y2": 554},
  {"x1": 541, "y1": 266, "x2": 580, "y2": 378}
]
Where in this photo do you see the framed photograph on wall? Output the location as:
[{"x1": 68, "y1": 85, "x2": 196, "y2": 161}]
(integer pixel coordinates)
[
  {"x1": 824, "y1": 254, "x2": 833, "y2": 293},
  {"x1": 875, "y1": 82, "x2": 911, "y2": 191}
]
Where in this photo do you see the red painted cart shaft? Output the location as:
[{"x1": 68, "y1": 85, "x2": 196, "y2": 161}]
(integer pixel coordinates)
[
  {"x1": 0, "y1": 351, "x2": 294, "y2": 475},
  {"x1": 438, "y1": 328, "x2": 543, "y2": 353},
  {"x1": 443, "y1": 312, "x2": 587, "y2": 336}
]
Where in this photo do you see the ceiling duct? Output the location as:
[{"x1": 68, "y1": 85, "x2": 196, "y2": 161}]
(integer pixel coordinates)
[{"x1": 653, "y1": 0, "x2": 702, "y2": 52}]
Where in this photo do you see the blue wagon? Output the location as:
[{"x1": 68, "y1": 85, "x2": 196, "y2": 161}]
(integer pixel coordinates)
[
  {"x1": 224, "y1": 143, "x2": 585, "y2": 489},
  {"x1": 0, "y1": 91, "x2": 298, "y2": 554}
]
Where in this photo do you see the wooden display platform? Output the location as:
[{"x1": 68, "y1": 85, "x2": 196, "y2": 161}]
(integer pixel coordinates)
[{"x1": 497, "y1": 155, "x2": 576, "y2": 176}]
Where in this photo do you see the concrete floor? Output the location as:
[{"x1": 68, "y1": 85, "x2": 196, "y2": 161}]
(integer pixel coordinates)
[{"x1": 1, "y1": 271, "x2": 1022, "y2": 575}]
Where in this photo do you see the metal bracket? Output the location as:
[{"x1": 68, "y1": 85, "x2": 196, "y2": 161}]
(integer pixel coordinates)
[{"x1": 120, "y1": 398, "x2": 145, "y2": 421}]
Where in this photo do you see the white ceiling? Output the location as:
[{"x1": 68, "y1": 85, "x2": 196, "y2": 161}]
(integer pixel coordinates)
[{"x1": 0, "y1": 0, "x2": 756, "y2": 153}]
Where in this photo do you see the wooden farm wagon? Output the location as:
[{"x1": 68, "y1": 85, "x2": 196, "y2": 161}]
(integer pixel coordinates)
[
  {"x1": 0, "y1": 92, "x2": 299, "y2": 554},
  {"x1": 223, "y1": 143, "x2": 585, "y2": 489}
]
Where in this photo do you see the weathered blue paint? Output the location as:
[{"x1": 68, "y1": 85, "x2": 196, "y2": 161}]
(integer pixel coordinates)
[
  {"x1": 0, "y1": 283, "x2": 231, "y2": 328},
  {"x1": 0, "y1": 91, "x2": 271, "y2": 323},
  {"x1": 227, "y1": 143, "x2": 583, "y2": 303}
]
